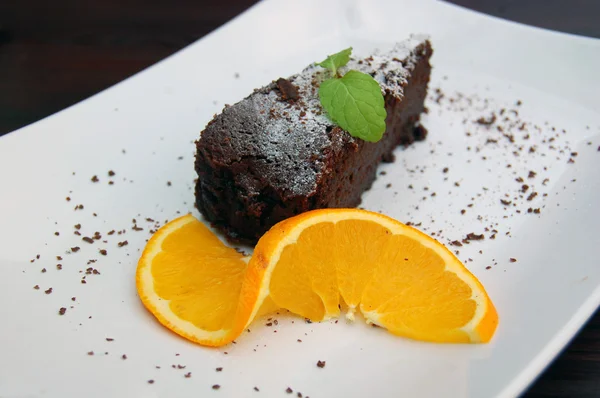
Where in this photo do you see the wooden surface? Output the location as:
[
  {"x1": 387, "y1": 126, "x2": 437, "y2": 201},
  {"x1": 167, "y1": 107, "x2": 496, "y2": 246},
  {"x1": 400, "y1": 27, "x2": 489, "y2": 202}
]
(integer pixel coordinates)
[{"x1": 1, "y1": 0, "x2": 599, "y2": 396}]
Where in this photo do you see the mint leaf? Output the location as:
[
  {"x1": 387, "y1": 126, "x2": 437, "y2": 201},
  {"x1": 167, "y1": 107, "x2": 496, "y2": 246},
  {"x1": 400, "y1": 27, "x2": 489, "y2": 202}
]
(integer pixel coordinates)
[
  {"x1": 319, "y1": 70, "x2": 387, "y2": 142},
  {"x1": 317, "y1": 47, "x2": 352, "y2": 76}
]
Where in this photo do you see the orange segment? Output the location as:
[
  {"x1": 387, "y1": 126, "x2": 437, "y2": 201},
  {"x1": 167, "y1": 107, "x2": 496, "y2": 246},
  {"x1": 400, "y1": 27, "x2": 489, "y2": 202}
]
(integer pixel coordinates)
[{"x1": 136, "y1": 214, "x2": 251, "y2": 346}]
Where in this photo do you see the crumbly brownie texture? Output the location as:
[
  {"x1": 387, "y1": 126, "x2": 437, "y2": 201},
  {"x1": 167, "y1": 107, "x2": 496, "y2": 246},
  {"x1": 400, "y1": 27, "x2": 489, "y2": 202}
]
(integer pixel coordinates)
[{"x1": 195, "y1": 35, "x2": 433, "y2": 243}]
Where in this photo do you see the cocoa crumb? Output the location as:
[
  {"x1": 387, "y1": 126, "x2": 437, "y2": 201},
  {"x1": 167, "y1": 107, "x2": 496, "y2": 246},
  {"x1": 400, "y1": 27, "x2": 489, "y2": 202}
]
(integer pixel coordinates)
[
  {"x1": 82, "y1": 237, "x2": 94, "y2": 244},
  {"x1": 41, "y1": 268, "x2": 47, "y2": 273},
  {"x1": 527, "y1": 192, "x2": 538, "y2": 201},
  {"x1": 59, "y1": 307, "x2": 67, "y2": 315},
  {"x1": 33, "y1": 285, "x2": 40, "y2": 290},
  {"x1": 510, "y1": 258, "x2": 517, "y2": 263},
  {"x1": 87, "y1": 351, "x2": 94, "y2": 356},
  {"x1": 184, "y1": 372, "x2": 191, "y2": 378},
  {"x1": 118, "y1": 240, "x2": 129, "y2": 247},
  {"x1": 317, "y1": 360, "x2": 326, "y2": 368},
  {"x1": 106, "y1": 338, "x2": 114, "y2": 341},
  {"x1": 466, "y1": 233, "x2": 484, "y2": 241},
  {"x1": 254, "y1": 387, "x2": 260, "y2": 392},
  {"x1": 108, "y1": 170, "x2": 115, "y2": 177},
  {"x1": 216, "y1": 367, "x2": 223, "y2": 372},
  {"x1": 450, "y1": 240, "x2": 463, "y2": 247},
  {"x1": 122, "y1": 354, "x2": 127, "y2": 360},
  {"x1": 286, "y1": 387, "x2": 293, "y2": 393},
  {"x1": 276, "y1": 78, "x2": 299, "y2": 102},
  {"x1": 486, "y1": 266, "x2": 492, "y2": 270},
  {"x1": 91, "y1": 175, "x2": 99, "y2": 183},
  {"x1": 443, "y1": 167, "x2": 449, "y2": 173},
  {"x1": 148, "y1": 380, "x2": 154, "y2": 384},
  {"x1": 99, "y1": 249, "x2": 107, "y2": 256},
  {"x1": 476, "y1": 114, "x2": 496, "y2": 126},
  {"x1": 45, "y1": 287, "x2": 53, "y2": 294},
  {"x1": 56, "y1": 264, "x2": 62, "y2": 270},
  {"x1": 528, "y1": 171, "x2": 536, "y2": 179},
  {"x1": 212, "y1": 385, "x2": 221, "y2": 390},
  {"x1": 500, "y1": 199, "x2": 511, "y2": 206}
]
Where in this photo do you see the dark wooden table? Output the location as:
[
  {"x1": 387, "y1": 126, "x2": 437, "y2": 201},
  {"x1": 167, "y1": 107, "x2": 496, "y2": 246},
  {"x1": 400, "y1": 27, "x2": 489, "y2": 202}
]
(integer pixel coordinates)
[{"x1": 1, "y1": 1, "x2": 599, "y2": 396}]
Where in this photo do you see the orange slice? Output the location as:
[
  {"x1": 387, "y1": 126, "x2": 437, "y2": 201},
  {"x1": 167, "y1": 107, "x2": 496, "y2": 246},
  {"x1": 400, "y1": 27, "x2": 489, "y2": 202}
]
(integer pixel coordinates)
[
  {"x1": 231, "y1": 209, "x2": 498, "y2": 344},
  {"x1": 137, "y1": 210, "x2": 498, "y2": 346},
  {"x1": 136, "y1": 214, "x2": 277, "y2": 346}
]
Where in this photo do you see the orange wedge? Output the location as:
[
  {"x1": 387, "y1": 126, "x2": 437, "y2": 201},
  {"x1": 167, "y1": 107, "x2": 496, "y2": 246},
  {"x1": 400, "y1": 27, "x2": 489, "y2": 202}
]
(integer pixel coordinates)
[
  {"x1": 137, "y1": 210, "x2": 498, "y2": 347},
  {"x1": 231, "y1": 209, "x2": 498, "y2": 344},
  {"x1": 136, "y1": 214, "x2": 277, "y2": 346}
]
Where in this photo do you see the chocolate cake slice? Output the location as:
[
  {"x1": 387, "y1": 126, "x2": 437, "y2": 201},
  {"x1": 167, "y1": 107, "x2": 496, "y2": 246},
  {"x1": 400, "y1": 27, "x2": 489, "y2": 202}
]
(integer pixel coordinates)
[{"x1": 195, "y1": 35, "x2": 432, "y2": 243}]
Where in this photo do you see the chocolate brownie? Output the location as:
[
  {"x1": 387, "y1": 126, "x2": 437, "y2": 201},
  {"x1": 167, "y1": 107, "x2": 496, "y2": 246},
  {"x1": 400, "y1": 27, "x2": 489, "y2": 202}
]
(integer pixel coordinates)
[{"x1": 195, "y1": 35, "x2": 433, "y2": 244}]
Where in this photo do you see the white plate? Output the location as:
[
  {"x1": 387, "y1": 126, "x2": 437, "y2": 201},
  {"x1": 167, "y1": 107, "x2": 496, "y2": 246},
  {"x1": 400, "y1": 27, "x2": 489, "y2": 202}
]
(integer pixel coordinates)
[{"x1": 1, "y1": 0, "x2": 599, "y2": 397}]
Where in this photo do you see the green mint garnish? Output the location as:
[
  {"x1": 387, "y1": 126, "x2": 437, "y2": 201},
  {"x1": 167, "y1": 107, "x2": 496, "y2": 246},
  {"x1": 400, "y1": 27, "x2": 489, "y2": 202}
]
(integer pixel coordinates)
[
  {"x1": 317, "y1": 47, "x2": 352, "y2": 76},
  {"x1": 317, "y1": 49, "x2": 387, "y2": 143}
]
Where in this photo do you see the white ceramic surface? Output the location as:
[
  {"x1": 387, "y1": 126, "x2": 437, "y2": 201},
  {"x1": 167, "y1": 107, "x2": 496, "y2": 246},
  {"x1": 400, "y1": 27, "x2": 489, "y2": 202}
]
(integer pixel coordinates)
[{"x1": 1, "y1": 1, "x2": 599, "y2": 397}]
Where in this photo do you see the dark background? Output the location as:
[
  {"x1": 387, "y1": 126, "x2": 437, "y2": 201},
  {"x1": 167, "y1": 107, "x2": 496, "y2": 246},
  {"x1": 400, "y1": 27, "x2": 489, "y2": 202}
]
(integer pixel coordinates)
[{"x1": 1, "y1": 1, "x2": 599, "y2": 396}]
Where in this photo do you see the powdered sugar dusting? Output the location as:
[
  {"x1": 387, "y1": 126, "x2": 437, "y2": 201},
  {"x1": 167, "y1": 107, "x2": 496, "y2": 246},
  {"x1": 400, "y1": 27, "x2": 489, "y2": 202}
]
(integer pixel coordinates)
[{"x1": 203, "y1": 35, "x2": 429, "y2": 197}]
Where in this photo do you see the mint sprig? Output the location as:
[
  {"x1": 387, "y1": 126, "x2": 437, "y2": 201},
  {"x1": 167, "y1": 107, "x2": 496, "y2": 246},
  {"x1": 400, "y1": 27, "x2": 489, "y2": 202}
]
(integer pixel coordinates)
[{"x1": 317, "y1": 48, "x2": 387, "y2": 142}]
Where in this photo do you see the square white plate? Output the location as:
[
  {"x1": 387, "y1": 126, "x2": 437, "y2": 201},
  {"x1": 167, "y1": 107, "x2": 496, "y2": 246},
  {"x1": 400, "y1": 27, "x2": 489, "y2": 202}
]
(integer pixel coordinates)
[{"x1": 1, "y1": 0, "x2": 599, "y2": 397}]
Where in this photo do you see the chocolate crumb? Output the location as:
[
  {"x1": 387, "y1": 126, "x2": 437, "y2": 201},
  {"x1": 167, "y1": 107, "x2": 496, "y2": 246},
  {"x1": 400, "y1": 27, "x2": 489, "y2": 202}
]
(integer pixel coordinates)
[
  {"x1": 87, "y1": 351, "x2": 94, "y2": 356},
  {"x1": 486, "y1": 266, "x2": 492, "y2": 270},
  {"x1": 122, "y1": 354, "x2": 127, "y2": 360},
  {"x1": 476, "y1": 114, "x2": 496, "y2": 126},
  {"x1": 99, "y1": 249, "x2": 107, "y2": 256},
  {"x1": 108, "y1": 170, "x2": 116, "y2": 177},
  {"x1": 148, "y1": 380, "x2": 154, "y2": 384},
  {"x1": 167, "y1": 181, "x2": 172, "y2": 186},
  {"x1": 317, "y1": 360, "x2": 326, "y2": 368},
  {"x1": 34, "y1": 285, "x2": 40, "y2": 290},
  {"x1": 71, "y1": 246, "x2": 80, "y2": 252},
  {"x1": 106, "y1": 338, "x2": 114, "y2": 342},
  {"x1": 276, "y1": 78, "x2": 299, "y2": 102},
  {"x1": 118, "y1": 240, "x2": 129, "y2": 247},
  {"x1": 91, "y1": 175, "x2": 99, "y2": 183},
  {"x1": 286, "y1": 387, "x2": 293, "y2": 394},
  {"x1": 510, "y1": 258, "x2": 517, "y2": 263},
  {"x1": 500, "y1": 199, "x2": 511, "y2": 206},
  {"x1": 82, "y1": 237, "x2": 94, "y2": 244},
  {"x1": 216, "y1": 367, "x2": 223, "y2": 372},
  {"x1": 450, "y1": 240, "x2": 463, "y2": 247},
  {"x1": 184, "y1": 372, "x2": 191, "y2": 378},
  {"x1": 45, "y1": 287, "x2": 53, "y2": 294},
  {"x1": 443, "y1": 167, "x2": 449, "y2": 173},
  {"x1": 254, "y1": 387, "x2": 260, "y2": 392},
  {"x1": 56, "y1": 264, "x2": 62, "y2": 270},
  {"x1": 466, "y1": 233, "x2": 484, "y2": 241},
  {"x1": 212, "y1": 385, "x2": 221, "y2": 390},
  {"x1": 59, "y1": 307, "x2": 67, "y2": 315},
  {"x1": 527, "y1": 192, "x2": 538, "y2": 201},
  {"x1": 41, "y1": 268, "x2": 47, "y2": 273}
]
